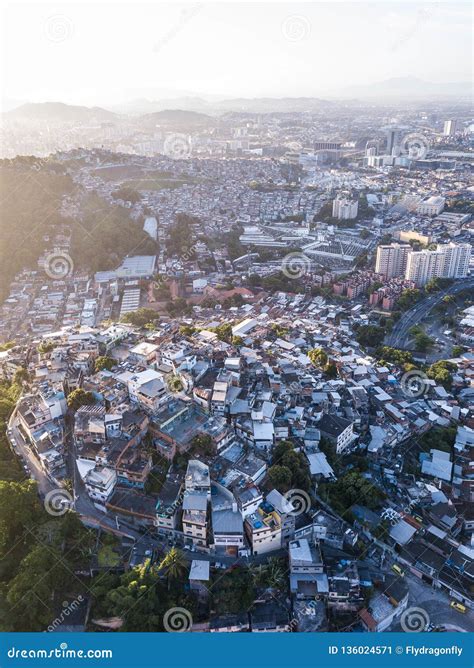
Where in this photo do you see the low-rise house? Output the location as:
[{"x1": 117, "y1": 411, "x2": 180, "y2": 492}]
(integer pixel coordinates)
[
  {"x1": 106, "y1": 488, "x2": 157, "y2": 529},
  {"x1": 359, "y1": 577, "x2": 409, "y2": 632},
  {"x1": 250, "y1": 601, "x2": 290, "y2": 632},
  {"x1": 183, "y1": 491, "x2": 209, "y2": 548},
  {"x1": 155, "y1": 473, "x2": 184, "y2": 535},
  {"x1": 318, "y1": 414, "x2": 356, "y2": 453},
  {"x1": 289, "y1": 538, "x2": 327, "y2": 599},
  {"x1": 189, "y1": 560, "x2": 210, "y2": 601},
  {"x1": 209, "y1": 614, "x2": 250, "y2": 633},
  {"x1": 84, "y1": 465, "x2": 117, "y2": 505}
]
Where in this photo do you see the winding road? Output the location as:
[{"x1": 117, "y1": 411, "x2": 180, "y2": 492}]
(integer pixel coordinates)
[{"x1": 385, "y1": 277, "x2": 474, "y2": 350}]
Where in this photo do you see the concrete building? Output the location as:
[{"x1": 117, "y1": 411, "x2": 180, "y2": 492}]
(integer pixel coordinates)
[
  {"x1": 443, "y1": 120, "x2": 457, "y2": 136},
  {"x1": 332, "y1": 197, "x2": 358, "y2": 220},
  {"x1": 417, "y1": 196, "x2": 445, "y2": 217},
  {"x1": 405, "y1": 243, "x2": 471, "y2": 287},
  {"x1": 375, "y1": 243, "x2": 411, "y2": 279}
]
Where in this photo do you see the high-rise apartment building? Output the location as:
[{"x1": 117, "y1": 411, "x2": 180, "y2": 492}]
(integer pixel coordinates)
[
  {"x1": 443, "y1": 120, "x2": 457, "y2": 136},
  {"x1": 332, "y1": 197, "x2": 358, "y2": 220},
  {"x1": 405, "y1": 243, "x2": 471, "y2": 287},
  {"x1": 375, "y1": 243, "x2": 411, "y2": 279}
]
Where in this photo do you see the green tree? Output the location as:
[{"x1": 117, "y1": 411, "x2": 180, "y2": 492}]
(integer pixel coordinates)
[
  {"x1": 308, "y1": 348, "x2": 328, "y2": 368},
  {"x1": 397, "y1": 288, "x2": 422, "y2": 311},
  {"x1": 211, "y1": 566, "x2": 254, "y2": 614},
  {"x1": 212, "y1": 323, "x2": 233, "y2": 343},
  {"x1": 121, "y1": 308, "x2": 160, "y2": 328},
  {"x1": 414, "y1": 331, "x2": 434, "y2": 352},
  {"x1": 6, "y1": 545, "x2": 72, "y2": 631},
  {"x1": 356, "y1": 325, "x2": 385, "y2": 348},
  {"x1": 158, "y1": 547, "x2": 187, "y2": 589},
  {"x1": 427, "y1": 360, "x2": 456, "y2": 390},
  {"x1": 94, "y1": 356, "x2": 116, "y2": 373},
  {"x1": 67, "y1": 388, "x2": 95, "y2": 411},
  {"x1": 268, "y1": 465, "x2": 292, "y2": 492}
]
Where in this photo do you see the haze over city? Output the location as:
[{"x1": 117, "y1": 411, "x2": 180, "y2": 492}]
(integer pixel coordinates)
[{"x1": 1, "y1": 2, "x2": 472, "y2": 109}]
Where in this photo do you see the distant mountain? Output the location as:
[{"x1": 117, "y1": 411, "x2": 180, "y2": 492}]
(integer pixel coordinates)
[
  {"x1": 110, "y1": 96, "x2": 213, "y2": 116},
  {"x1": 111, "y1": 96, "x2": 336, "y2": 116},
  {"x1": 139, "y1": 108, "x2": 214, "y2": 127},
  {"x1": 212, "y1": 97, "x2": 336, "y2": 113},
  {"x1": 332, "y1": 77, "x2": 472, "y2": 99},
  {"x1": 4, "y1": 102, "x2": 118, "y2": 123}
]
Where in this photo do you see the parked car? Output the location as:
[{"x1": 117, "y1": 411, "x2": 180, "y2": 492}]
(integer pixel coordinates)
[{"x1": 391, "y1": 564, "x2": 405, "y2": 577}]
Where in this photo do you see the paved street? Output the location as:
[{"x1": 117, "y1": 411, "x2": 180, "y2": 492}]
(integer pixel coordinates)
[
  {"x1": 385, "y1": 277, "x2": 474, "y2": 352},
  {"x1": 8, "y1": 408, "x2": 55, "y2": 497},
  {"x1": 389, "y1": 573, "x2": 474, "y2": 633}
]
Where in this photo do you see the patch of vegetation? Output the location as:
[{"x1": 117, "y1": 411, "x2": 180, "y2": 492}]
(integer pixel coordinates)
[
  {"x1": 94, "y1": 356, "x2": 116, "y2": 373},
  {"x1": 397, "y1": 288, "x2": 422, "y2": 311},
  {"x1": 355, "y1": 325, "x2": 385, "y2": 348},
  {"x1": 319, "y1": 471, "x2": 385, "y2": 518},
  {"x1": 426, "y1": 360, "x2": 457, "y2": 390},
  {"x1": 417, "y1": 426, "x2": 456, "y2": 455},
  {"x1": 121, "y1": 307, "x2": 160, "y2": 328},
  {"x1": 97, "y1": 534, "x2": 121, "y2": 568},
  {"x1": 267, "y1": 440, "x2": 311, "y2": 494},
  {"x1": 67, "y1": 388, "x2": 96, "y2": 411}
]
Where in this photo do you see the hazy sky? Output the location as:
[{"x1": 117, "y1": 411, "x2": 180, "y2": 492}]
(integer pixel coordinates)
[{"x1": 1, "y1": 1, "x2": 472, "y2": 106}]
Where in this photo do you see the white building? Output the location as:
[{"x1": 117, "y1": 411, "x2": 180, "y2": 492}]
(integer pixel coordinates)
[
  {"x1": 332, "y1": 198, "x2": 358, "y2": 220},
  {"x1": 417, "y1": 196, "x2": 445, "y2": 217},
  {"x1": 375, "y1": 243, "x2": 411, "y2": 279},
  {"x1": 443, "y1": 120, "x2": 457, "y2": 136},
  {"x1": 83, "y1": 466, "x2": 117, "y2": 504},
  {"x1": 405, "y1": 243, "x2": 471, "y2": 287}
]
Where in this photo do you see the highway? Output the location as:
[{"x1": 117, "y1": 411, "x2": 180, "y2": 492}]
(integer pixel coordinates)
[{"x1": 385, "y1": 277, "x2": 474, "y2": 350}]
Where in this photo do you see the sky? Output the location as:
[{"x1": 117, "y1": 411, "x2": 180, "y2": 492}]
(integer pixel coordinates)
[{"x1": 1, "y1": 1, "x2": 472, "y2": 107}]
